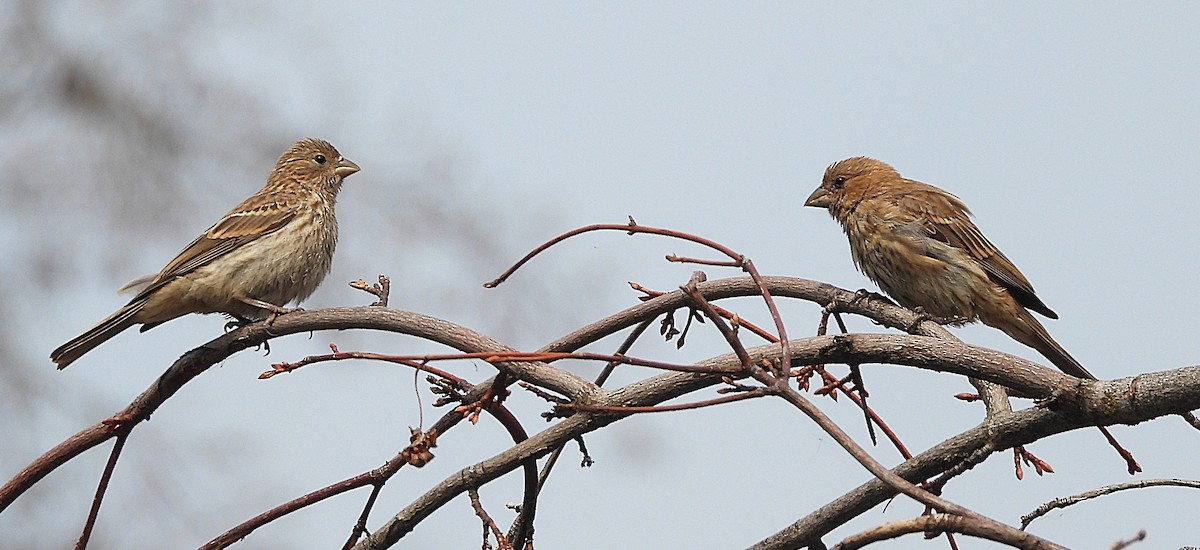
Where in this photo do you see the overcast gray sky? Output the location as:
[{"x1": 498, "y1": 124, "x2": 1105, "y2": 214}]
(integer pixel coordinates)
[{"x1": 6, "y1": 2, "x2": 1200, "y2": 548}]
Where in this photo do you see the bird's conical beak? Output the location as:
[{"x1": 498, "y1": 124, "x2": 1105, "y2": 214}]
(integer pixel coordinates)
[
  {"x1": 335, "y1": 158, "x2": 360, "y2": 179},
  {"x1": 805, "y1": 187, "x2": 832, "y2": 208}
]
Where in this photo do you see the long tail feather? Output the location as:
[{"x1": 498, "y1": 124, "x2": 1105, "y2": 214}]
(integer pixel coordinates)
[
  {"x1": 995, "y1": 309, "x2": 1095, "y2": 380},
  {"x1": 50, "y1": 299, "x2": 146, "y2": 369}
]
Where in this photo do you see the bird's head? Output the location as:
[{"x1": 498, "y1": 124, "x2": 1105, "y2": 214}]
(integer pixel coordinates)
[
  {"x1": 805, "y1": 156, "x2": 900, "y2": 219},
  {"x1": 270, "y1": 138, "x2": 360, "y2": 192}
]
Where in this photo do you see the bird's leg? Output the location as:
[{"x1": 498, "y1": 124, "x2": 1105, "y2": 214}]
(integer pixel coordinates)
[
  {"x1": 906, "y1": 306, "x2": 969, "y2": 333},
  {"x1": 851, "y1": 288, "x2": 895, "y2": 307},
  {"x1": 905, "y1": 306, "x2": 933, "y2": 333},
  {"x1": 234, "y1": 295, "x2": 292, "y2": 325},
  {"x1": 224, "y1": 313, "x2": 255, "y2": 332},
  {"x1": 221, "y1": 314, "x2": 274, "y2": 354},
  {"x1": 846, "y1": 290, "x2": 897, "y2": 327},
  {"x1": 935, "y1": 314, "x2": 970, "y2": 325},
  {"x1": 236, "y1": 295, "x2": 289, "y2": 314}
]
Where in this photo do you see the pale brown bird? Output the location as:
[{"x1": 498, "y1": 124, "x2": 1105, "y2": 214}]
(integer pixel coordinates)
[
  {"x1": 805, "y1": 156, "x2": 1094, "y2": 379},
  {"x1": 51, "y1": 138, "x2": 359, "y2": 369}
]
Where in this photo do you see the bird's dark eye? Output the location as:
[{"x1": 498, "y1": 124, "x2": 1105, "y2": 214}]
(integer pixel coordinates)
[
  {"x1": 314, "y1": 154, "x2": 327, "y2": 164},
  {"x1": 832, "y1": 176, "x2": 846, "y2": 188}
]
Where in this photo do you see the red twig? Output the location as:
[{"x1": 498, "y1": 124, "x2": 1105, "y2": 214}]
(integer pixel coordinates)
[
  {"x1": 264, "y1": 348, "x2": 740, "y2": 379},
  {"x1": 518, "y1": 316, "x2": 659, "y2": 543},
  {"x1": 665, "y1": 254, "x2": 743, "y2": 267},
  {"x1": 484, "y1": 219, "x2": 790, "y2": 378},
  {"x1": 348, "y1": 275, "x2": 391, "y2": 307},
  {"x1": 1097, "y1": 425, "x2": 1142, "y2": 475},
  {"x1": 260, "y1": 345, "x2": 473, "y2": 385},
  {"x1": 629, "y1": 282, "x2": 778, "y2": 343},
  {"x1": 487, "y1": 403, "x2": 536, "y2": 549},
  {"x1": 74, "y1": 431, "x2": 128, "y2": 550},
  {"x1": 203, "y1": 429, "x2": 438, "y2": 549},
  {"x1": 594, "y1": 317, "x2": 655, "y2": 387},
  {"x1": 1180, "y1": 411, "x2": 1200, "y2": 431},
  {"x1": 555, "y1": 388, "x2": 769, "y2": 415},
  {"x1": 203, "y1": 461, "x2": 396, "y2": 549},
  {"x1": 1014, "y1": 447, "x2": 1055, "y2": 480},
  {"x1": 484, "y1": 220, "x2": 745, "y2": 288},
  {"x1": 469, "y1": 489, "x2": 512, "y2": 550},
  {"x1": 341, "y1": 484, "x2": 383, "y2": 550},
  {"x1": 644, "y1": 281, "x2": 911, "y2": 461},
  {"x1": 680, "y1": 273, "x2": 755, "y2": 369}
]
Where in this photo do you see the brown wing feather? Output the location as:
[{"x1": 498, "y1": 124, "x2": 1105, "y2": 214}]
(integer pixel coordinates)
[
  {"x1": 132, "y1": 191, "x2": 299, "y2": 300},
  {"x1": 897, "y1": 180, "x2": 1058, "y2": 319}
]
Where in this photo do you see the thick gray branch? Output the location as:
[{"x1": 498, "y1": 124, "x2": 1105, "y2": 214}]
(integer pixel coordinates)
[{"x1": 355, "y1": 331, "x2": 1200, "y2": 549}]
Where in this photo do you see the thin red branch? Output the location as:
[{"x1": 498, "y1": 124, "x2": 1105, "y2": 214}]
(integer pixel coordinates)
[
  {"x1": 649, "y1": 280, "x2": 912, "y2": 461},
  {"x1": 341, "y1": 483, "x2": 384, "y2": 550},
  {"x1": 483, "y1": 220, "x2": 746, "y2": 289},
  {"x1": 74, "y1": 432, "x2": 128, "y2": 550},
  {"x1": 594, "y1": 317, "x2": 656, "y2": 386},
  {"x1": 203, "y1": 454, "x2": 405, "y2": 549},
  {"x1": 484, "y1": 220, "x2": 790, "y2": 376},
  {"x1": 487, "y1": 403, "x2": 536, "y2": 549},
  {"x1": 680, "y1": 274, "x2": 755, "y2": 369},
  {"x1": 205, "y1": 385, "x2": 535, "y2": 549},
  {"x1": 348, "y1": 275, "x2": 391, "y2": 307},
  {"x1": 556, "y1": 388, "x2": 769, "y2": 414},
  {"x1": 263, "y1": 349, "x2": 740, "y2": 379},
  {"x1": 740, "y1": 258, "x2": 791, "y2": 376},
  {"x1": 1181, "y1": 411, "x2": 1200, "y2": 431},
  {"x1": 1097, "y1": 425, "x2": 1142, "y2": 475},
  {"x1": 682, "y1": 285, "x2": 1063, "y2": 550},
  {"x1": 629, "y1": 282, "x2": 779, "y2": 343},
  {"x1": 517, "y1": 317, "x2": 658, "y2": 545},
  {"x1": 469, "y1": 489, "x2": 512, "y2": 550},
  {"x1": 665, "y1": 254, "x2": 743, "y2": 267},
  {"x1": 260, "y1": 347, "x2": 473, "y2": 386}
]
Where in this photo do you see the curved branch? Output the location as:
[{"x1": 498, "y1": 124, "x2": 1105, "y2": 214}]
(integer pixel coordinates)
[
  {"x1": 355, "y1": 332, "x2": 1200, "y2": 549},
  {"x1": 1, "y1": 307, "x2": 579, "y2": 512},
  {"x1": 202, "y1": 457, "x2": 400, "y2": 550},
  {"x1": 750, "y1": 363, "x2": 1200, "y2": 549},
  {"x1": 831, "y1": 513, "x2": 1053, "y2": 550},
  {"x1": 12, "y1": 275, "x2": 1196, "y2": 548},
  {"x1": 1021, "y1": 478, "x2": 1200, "y2": 529},
  {"x1": 685, "y1": 285, "x2": 1062, "y2": 549},
  {"x1": 486, "y1": 222, "x2": 793, "y2": 380},
  {"x1": 485, "y1": 403, "x2": 537, "y2": 549}
]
